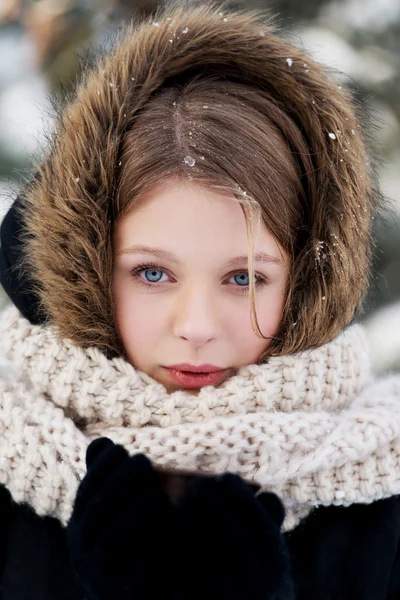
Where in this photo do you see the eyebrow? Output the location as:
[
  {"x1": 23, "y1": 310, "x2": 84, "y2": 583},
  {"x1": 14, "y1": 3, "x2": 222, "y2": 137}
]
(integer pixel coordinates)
[{"x1": 117, "y1": 244, "x2": 283, "y2": 266}]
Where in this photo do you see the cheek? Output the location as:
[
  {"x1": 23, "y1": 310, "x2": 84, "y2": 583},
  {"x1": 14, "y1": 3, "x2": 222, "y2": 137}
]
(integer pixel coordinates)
[
  {"x1": 258, "y1": 299, "x2": 285, "y2": 335},
  {"x1": 228, "y1": 293, "x2": 283, "y2": 358},
  {"x1": 115, "y1": 290, "x2": 161, "y2": 345},
  {"x1": 250, "y1": 286, "x2": 286, "y2": 339}
]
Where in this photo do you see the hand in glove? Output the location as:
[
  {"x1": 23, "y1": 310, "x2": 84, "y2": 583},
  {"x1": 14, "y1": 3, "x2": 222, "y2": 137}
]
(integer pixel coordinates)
[
  {"x1": 66, "y1": 437, "x2": 176, "y2": 600},
  {"x1": 174, "y1": 473, "x2": 294, "y2": 600}
]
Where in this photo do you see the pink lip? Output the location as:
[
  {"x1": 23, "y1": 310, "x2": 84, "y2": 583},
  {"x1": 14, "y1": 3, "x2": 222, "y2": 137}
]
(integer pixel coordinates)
[
  {"x1": 166, "y1": 363, "x2": 226, "y2": 373},
  {"x1": 164, "y1": 367, "x2": 228, "y2": 389}
]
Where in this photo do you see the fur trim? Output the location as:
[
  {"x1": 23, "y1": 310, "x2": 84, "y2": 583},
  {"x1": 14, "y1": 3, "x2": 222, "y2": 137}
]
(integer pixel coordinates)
[{"x1": 18, "y1": 0, "x2": 382, "y2": 356}]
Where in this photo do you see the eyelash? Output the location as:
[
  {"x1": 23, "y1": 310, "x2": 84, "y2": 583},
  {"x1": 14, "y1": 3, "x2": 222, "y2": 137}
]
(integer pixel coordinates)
[{"x1": 130, "y1": 262, "x2": 269, "y2": 294}]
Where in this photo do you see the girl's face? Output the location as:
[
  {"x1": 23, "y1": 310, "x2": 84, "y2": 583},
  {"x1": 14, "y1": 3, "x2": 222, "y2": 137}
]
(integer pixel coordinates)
[{"x1": 112, "y1": 178, "x2": 289, "y2": 394}]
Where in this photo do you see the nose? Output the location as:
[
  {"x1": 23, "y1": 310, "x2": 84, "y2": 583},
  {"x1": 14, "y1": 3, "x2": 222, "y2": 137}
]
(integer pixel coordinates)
[{"x1": 173, "y1": 283, "x2": 221, "y2": 345}]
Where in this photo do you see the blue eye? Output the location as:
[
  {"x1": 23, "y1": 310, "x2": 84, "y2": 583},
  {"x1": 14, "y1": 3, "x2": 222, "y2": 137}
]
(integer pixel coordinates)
[
  {"x1": 143, "y1": 269, "x2": 164, "y2": 283},
  {"x1": 233, "y1": 273, "x2": 249, "y2": 286},
  {"x1": 130, "y1": 262, "x2": 268, "y2": 294}
]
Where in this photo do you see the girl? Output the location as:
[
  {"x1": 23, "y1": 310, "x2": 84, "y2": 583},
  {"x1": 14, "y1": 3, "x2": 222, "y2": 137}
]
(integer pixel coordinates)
[{"x1": 1, "y1": 1, "x2": 400, "y2": 598}]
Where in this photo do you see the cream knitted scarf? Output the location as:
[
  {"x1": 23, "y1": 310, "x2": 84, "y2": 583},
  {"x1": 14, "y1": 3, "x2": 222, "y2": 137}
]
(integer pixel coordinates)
[{"x1": 1, "y1": 304, "x2": 400, "y2": 532}]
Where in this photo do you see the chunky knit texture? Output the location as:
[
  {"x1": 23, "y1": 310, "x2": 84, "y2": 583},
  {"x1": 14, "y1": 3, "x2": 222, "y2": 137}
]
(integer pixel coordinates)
[{"x1": 1, "y1": 304, "x2": 400, "y2": 531}]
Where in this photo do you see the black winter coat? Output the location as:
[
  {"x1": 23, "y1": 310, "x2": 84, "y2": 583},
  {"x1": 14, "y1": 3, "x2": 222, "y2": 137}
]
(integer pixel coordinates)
[{"x1": 1, "y1": 482, "x2": 400, "y2": 600}]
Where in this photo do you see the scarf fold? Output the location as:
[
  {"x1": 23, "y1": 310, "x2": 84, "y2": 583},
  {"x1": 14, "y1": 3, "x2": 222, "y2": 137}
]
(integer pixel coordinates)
[{"x1": 1, "y1": 304, "x2": 400, "y2": 531}]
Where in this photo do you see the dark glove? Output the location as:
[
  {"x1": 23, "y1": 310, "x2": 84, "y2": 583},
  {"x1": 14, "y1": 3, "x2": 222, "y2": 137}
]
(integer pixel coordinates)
[
  {"x1": 66, "y1": 437, "x2": 176, "y2": 600},
  {"x1": 174, "y1": 473, "x2": 294, "y2": 600}
]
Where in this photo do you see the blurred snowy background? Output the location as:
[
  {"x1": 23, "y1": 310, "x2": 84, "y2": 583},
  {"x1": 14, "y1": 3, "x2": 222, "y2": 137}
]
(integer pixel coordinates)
[{"x1": 0, "y1": 0, "x2": 399, "y2": 372}]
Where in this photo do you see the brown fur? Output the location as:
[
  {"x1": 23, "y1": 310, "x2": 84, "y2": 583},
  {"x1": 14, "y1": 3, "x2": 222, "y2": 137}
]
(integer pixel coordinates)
[{"x1": 17, "y1": 0, "x2": 383, "y2": 359}]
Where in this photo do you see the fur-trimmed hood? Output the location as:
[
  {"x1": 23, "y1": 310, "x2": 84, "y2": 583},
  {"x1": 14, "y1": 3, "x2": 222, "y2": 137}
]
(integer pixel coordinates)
[{"x1": 6, "y1": 0, "x2": 381, "y2": 357}]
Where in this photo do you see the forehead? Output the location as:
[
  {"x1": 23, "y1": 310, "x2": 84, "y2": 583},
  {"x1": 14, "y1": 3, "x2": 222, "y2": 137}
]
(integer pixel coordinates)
[
  {"x1": 114, "y1": 179, "x2": 286, "y2": 264},
  {"x1": 126, "y1": 179, "x2": 241, "y2": 220}
]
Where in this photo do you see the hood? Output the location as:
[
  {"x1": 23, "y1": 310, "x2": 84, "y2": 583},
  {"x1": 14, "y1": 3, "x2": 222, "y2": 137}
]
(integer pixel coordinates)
[{"x1": 2, "y1": 0, "x2": 382, "y2": 358}]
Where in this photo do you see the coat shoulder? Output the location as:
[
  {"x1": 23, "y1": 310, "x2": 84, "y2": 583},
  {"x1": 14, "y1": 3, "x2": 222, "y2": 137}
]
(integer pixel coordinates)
[
  {"x1": 0, "y1": 484, "x2": 12, "y2": 577},
  {"x1": 0, "y1": 483, "x2": 85, "y2": 600},
  {"x1": 285, "y1": 495, "x2": 400, "y2": 600}
]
